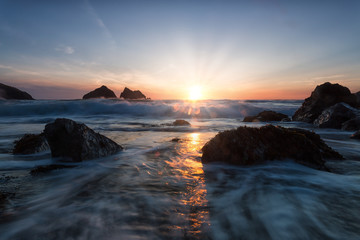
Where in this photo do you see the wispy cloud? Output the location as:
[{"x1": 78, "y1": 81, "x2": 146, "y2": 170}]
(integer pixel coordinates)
[
  {"x1": 0, "y1": 64, "x2": 41, "y2": 76},
  {"x1": 312, "y1": 74, "x2": 345, "y2": 80},
  {"x1": 55, "y1": 45, "x2": 75, "y2": 54},
  {"x1": 84, "y1": 0, "x2": 116, "y2": 46}
]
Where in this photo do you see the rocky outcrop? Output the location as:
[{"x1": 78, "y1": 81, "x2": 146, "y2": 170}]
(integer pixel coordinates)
[
  {"x1": 351, "y1": 130, "x2": 360, "y2": 140},
  {"x1": 293, "y1": 82, "x2": 358, "y2": 123},
  {"x1": 83, "y1": 85, "x2": 117, "y2": 99},
  {"x1": 120, "y1": 87, "x2": 146, "y2": 100},
  {"x1": 13, "y1": 134, "x2": 49, "y2": 154},
  {"x1": 44, "y1": 118, "x2": 122, "y2": 162},
  {"x1": 314, "y1": 103, "x2": 357, "y2": 129},
  {"x1": 342, "y1": 117, "x2": 360, "y2": 131},
  {"x1": 172, "y1": 119, "x2": 191, "y2": 126},
  {"x1": 243, "y1": 111, "x2": 288, "y2": 122},
  {"x1": 355, "y1": 92, "x2": 360, "y2": 106},
  {"x1": 0, "y1": 83, "x2": 34, "y2": 100},
  {"x1": 201, "y1": 125, "x2": 343, "y2": 170}
]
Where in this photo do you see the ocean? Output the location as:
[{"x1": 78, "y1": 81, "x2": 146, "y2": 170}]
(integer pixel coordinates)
[{"x1": 0, "y1": 99, "x2": 360, "y2": 240}]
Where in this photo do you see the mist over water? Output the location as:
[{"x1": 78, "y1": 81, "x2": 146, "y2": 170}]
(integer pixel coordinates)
[{"x1": 1, "y1": 100, "x2": 360, "y2": 240}]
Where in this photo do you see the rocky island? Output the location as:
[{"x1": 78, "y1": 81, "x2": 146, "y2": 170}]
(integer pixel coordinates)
[
  {"x1": 0, "y1": 83, "x2": 34, "y2": 100},
  {"x1": 82, "y1": 85, "x2": 117, "y2": 99},
  {"x1": 120, "y1": 87, "x2": 147, "y2": 100}
]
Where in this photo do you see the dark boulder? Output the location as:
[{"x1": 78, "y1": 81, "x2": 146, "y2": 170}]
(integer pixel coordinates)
[
  {"x1": 13, "y1": 134, "x2": 49, "y2": 154},
  {"x1": 292, "y1": 82, "x2": 358, "y2": 123},
  {"x1": 44, "y1": 118, "x2": 122, "y2": 162},
  {"x1": 120, "y1": 87, "x2": 146, "y2": 100},
  {"x1": 355, "y1": 92, "x2": 360, "y2": 106},
  {"x1": 342, "y1": 117, "x2": 360, "y2": 131},
  {"x1": 172, "y1": 119, "x2": 191, "y2": 126},
  {"x1": 82, "y1": 85, "x2": 117, "y2": 99},
  {"x1": 201, "y1": 125, "x2": 343, "y2": 170},
  {"x1": 243, "y1": 111, "x2": 288, "y2": 122},
  {"x1": 313, "y1": 103, "x2": 357, "y2": 129},
  {"x1": 0, "y1": 83, "x2": 34, "y2": 100},
  {"x1": 351, "y1": 130, "x2": 360, "y2": 140}
]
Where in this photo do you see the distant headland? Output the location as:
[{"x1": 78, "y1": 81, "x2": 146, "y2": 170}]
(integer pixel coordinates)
[{"x1": 0, "y1": 83, "x2": 34, "y2": 100}]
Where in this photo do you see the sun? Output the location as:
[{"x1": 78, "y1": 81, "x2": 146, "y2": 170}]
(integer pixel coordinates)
[{"x1": 188, "y1": 86, "x2": 203, "y2": 101}]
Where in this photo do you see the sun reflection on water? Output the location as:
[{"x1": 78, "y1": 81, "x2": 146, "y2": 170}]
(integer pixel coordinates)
[{"x1": 165, "y1": 132, "x2": 210, "y2": 237}]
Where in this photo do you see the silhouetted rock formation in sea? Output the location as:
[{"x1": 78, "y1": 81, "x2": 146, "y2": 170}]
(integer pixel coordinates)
[
  {"x1": 120, "y1": 87, "x2": 146, "y2": 100},
  {"x1": 172, "y1": 119, "x2": 191, "y2": 126},
  {"x1": 44, "y1": 118, "x2": 122, "y2": 162},
  {"x1": 83, "y1": 85, "x2": 117, "y2": 99},
  {"x1": 293, "y1": 82, "x2": 358, "y2": 123},
  {"x1": 313, "y1": 103, "x2": 358, "y2": 129},
  {"x1": 351, "y1": 130, "x2": 360, "y2": 140},
  {"x1": 0, "y1": 83, "x2": 34, "y2": 100},
  {"x1": 201, "y1": 125, "x2": 343, "y2": 171},
  {"x1": 342, "y1": 117, "x2": 360, "y2": 131},
  {"x1": 13, "y1": 134, "x2": 49, "y2": 154},
  {"x1": 243, "y1": 111, "x2": 288, "y2": 122}
]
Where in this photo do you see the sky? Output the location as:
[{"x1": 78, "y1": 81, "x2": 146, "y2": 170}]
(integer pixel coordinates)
[{"x1": 0, "y1": 0, "x2": 359, "y2": 100}]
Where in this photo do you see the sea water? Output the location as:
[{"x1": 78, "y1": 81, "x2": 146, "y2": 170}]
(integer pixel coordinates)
[{"x1": 0, "y1": 99, "x2": 359, "y2": 240}]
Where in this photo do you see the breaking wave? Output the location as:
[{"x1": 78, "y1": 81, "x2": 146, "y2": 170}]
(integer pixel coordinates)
[{"x1": 0, "y1": 99, "x2": 301, "y2": 119}]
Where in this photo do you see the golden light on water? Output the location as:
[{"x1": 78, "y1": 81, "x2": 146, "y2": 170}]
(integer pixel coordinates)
[{"x1": 165, "y1": 132, "x2": 210, "y2": 236}]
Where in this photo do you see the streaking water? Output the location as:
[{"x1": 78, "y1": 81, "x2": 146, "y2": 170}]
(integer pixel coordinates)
[{"x1": 0, "y1": 99, "x2": 359, "y2": 240}]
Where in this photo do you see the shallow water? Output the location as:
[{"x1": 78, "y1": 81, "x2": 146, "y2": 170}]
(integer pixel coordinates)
[{"x1": 0, "y1": 99, "x2": 359, "y2": 239}]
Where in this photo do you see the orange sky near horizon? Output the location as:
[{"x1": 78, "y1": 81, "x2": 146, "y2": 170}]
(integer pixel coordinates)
[{"x1": 5, "y1": 78, "x2": 359, "y2": 100}]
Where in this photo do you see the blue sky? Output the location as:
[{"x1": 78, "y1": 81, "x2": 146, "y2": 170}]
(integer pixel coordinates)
[{"x1": 0, "y1": 0, "x2": 359, "y2": 99}]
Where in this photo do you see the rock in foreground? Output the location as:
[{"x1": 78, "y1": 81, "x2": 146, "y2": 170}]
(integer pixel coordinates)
[
  {"x1": 293, "y1": 82, "x2": 358, "y2": 123},
  {"x1": 314, "y1": 103, "x2": 357, "y2": 129},
  {"x1": 0, "y1": 83, "x2": 34, "y2": 100},
  {"x1": 342, "y1": 117, "x2": 360, "y2": 131},
  {"x1": 351, "y1": 130, "x2": 360, "y2": 140},
  {"x1": 243, "y1": 111, "x2": 288, "y2": 122},
  {"x1": 201, "y1": 125, "x2": 343, "y2": 170},
  {"x1": 120, "y1": 87, "x2": 146, "y2": 100},
  {"x1": 44, "y1": 118, "x2": 122, "y2": 162},
  {"x1": 13, "y1": 134, "x2": 49, "y2": 154},
  {"x1": 83, "y1": 85, "x2": 117, "y2": 99}
]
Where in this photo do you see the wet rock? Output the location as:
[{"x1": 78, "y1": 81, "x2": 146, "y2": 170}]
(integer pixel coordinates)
[
  {"x1": 314, "y1": 103, "x2": 357, "y2": 129},
  {"x1": 44, "y1": 118, "x2": 122, "y2": 162},
  {"x1": 243, "y1": 111, "x2": 288, "y2": 122},
  {"x1": 201, "y1": 125, "x2": 343, "y2": 170},
  {"x1": 82, "y1": 85, "x2": 117, "y2": 99},
  {"x1": 355, "y1": 92, "x2": 360, "y2": 106},
  {"x1": 120, "y1": 87, "x2": 146, "y2": 100},
  {"x1": 171, "y1": 137, "x2": 181, "y2": 142},
  {"x1": 0, "y1": 83, "x2": 34, "y2": 100},
  {"x1": 293, "y1": 82, "x2": 358, "y2": 123},
  {"x1": 13, "y1": 134, "x2": 49, "y2": 154},
  {"x1": 350, "y1": 130, "x2": 360, "y2": 140},
  {"x1": 342, "y1": 117, "x2": 360, "y2": 131},
  {"x1": 0, "y1": 192, "x2": 7, "y2": 207},
  {"x1": 281, "y1": 117, "x2": 292, "y2": 122},
  {"x1": 172, "y1": 119, "x2": 191, "y2": 126},
  {"x1": 0, "y1": 192, "x2": 10, "y2": 210},
  {"x1": 30, "y1": 164, "x2": 76, "y2": 175}
]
